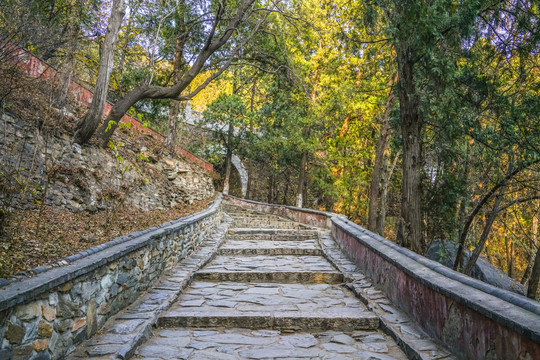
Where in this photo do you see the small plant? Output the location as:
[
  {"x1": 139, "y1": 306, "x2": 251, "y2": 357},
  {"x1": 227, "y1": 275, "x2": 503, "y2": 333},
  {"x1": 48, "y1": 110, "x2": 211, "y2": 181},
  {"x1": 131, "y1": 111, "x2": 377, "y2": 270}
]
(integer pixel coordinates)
[{"x1": 138, "y1": 152, "x2": 150, "y2": 163}]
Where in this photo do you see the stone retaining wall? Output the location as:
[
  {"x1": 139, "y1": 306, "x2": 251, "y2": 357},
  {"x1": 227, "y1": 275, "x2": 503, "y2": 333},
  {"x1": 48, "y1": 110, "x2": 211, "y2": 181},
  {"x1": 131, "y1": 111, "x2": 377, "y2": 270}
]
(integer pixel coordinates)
[
  {"x1": 0, "y1": 195, "x2": 222, "y2": 360},
  {"x1": 224, "y1": 195, "x2": 540, "y2": 360}
]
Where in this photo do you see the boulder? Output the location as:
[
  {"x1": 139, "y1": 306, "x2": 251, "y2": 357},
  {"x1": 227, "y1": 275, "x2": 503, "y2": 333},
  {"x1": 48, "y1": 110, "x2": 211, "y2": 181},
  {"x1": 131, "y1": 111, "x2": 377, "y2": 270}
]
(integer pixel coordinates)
[{"x1": 425, "y1": 239, "x2": 526, "y2": 295}]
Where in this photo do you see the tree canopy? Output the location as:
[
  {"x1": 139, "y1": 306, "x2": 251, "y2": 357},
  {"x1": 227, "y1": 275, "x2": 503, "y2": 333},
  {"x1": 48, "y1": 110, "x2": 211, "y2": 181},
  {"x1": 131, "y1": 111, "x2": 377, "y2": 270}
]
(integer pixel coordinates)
[{"x1": 3, "y1": 0, "x2": 540, "y2": 299}]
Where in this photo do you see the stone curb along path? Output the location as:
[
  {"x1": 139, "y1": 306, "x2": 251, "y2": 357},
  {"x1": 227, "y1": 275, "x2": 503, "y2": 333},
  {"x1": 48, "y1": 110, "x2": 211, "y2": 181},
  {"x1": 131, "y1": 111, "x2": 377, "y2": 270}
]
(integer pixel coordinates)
[{"x1": 71, "y1": 201, "x2": 454, "y2": 359}]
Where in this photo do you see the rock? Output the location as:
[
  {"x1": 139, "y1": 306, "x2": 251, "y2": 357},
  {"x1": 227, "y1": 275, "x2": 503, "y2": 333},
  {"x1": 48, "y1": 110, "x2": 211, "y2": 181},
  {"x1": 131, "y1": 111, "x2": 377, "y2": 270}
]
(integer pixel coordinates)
[
  {"x1": 284, "y1": 334, "x2": 318, "y2": 348},
  {"x1": 425, "y1": 239, "x2": 526, "y2": 295},
  {"x1": 30, "y1": 350, "x2": 51, "y2": 360},
  {"x1": 0, "y1": 348, "x2": 13, "y2": 360},
  {"x1": 86, "y1": 299, "x2": 98, "y2": 338},
  {"x1": 331, "y1": 333, "x2": 355, "y2": 345},
  {"x1": 59, "y1": 282, "x2": 73, "y2": 293},
  {"x1": 98, "y1": 302, "x2": 111, "y2": 316},
  {"x1": 33, "y1": 339, "x2": 49, "y2": 352},
  {"x1": 322, "y1": 342, "x2": 356, "y2": 353},
  {"x1": 56, "y1": 296, "x2": 81, "y2": 318},
  {"x1": 38, "y1": 321, "x2": 53, "y2": 337},
  {"x1": 0, "y1": 278, "x2": 9, "y2": 287},
  {"x1": 32, "y1": 266, "x2": 48, "y2": 274},
  {"x1": 361, "y1": 334, "x2": 386, "y2": 343},
  {"x1": 13, "y1": 343, "x2": 34, "y2": 358},
  {"x1": 72, "y1": 318, "x2": 86, "y2": 332},
  {"x1": 101, "y1": 274, "x2": 114, "y2": 289},
  {"x1": 56, "y1": 319, "x2": 73, "y2": 333},
  {"x1": 5, "y1": 322, "x2": 26, "y2": 344},
  {"x1": 108, "y1": 319, "x2": 144, "y2": 334},
  {"x1": 16, "y1": 303, "x2": 41, "y2": 321},
  {"x1": 41, "y1": 305, "x2": 55, "y2": 322}
]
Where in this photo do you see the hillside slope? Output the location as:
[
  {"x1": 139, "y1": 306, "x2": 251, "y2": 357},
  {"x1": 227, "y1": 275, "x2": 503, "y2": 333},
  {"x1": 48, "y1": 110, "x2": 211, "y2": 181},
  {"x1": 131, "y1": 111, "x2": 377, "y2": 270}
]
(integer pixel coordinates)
[{"x1": 0, "y1": 89, "x2": 215, "y2": 279}]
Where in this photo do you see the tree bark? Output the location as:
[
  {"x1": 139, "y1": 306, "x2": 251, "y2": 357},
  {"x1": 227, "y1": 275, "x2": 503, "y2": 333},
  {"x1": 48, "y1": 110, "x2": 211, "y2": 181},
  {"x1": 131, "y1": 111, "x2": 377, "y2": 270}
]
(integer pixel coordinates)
[
  {"x1": 296, "y1": 150, "x2": 307, "y2": 208},
  {"x1": 164, "y1": 2, "x2": 187, "y2": 149},
  {"x1": 222, "y1": 119, "x2": 234, "y2": 195},
  {"x1": 521, "y1": 200, "x2": 539, "y2": 284},
  {"x1": 396, "y1": 41, "x2": 423, "y2": 253},
  {"x1": 73, "y1": 0, "x2": 125, "y2": 145},
  {"x1": 368, "y1": 93, "x2": 395, "y2": 233},
  {"x1": 53, "y1": 51, "x2": 74, "y2": 108},
  {"x1": 463, "y1": 190, "x2": 505, "y2": 276},
  {"x1": 376, "y1": 150, "x2": 400, "y2": 236},
  {"x1": 528, "y1": 247, "x2": 540, "y2": 300}
]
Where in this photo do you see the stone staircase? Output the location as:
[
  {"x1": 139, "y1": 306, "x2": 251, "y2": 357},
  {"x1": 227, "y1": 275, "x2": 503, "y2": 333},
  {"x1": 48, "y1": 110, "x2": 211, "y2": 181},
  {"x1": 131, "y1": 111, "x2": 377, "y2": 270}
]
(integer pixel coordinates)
[{"x1": 133, "y1": 202, "x2": 408, "y2": 359}]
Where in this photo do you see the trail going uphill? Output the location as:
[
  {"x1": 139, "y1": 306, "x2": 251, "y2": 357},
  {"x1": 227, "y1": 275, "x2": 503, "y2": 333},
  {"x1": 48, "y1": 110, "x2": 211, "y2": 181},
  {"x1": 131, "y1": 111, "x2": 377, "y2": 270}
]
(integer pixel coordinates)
[
  {"x1": 70, "y1": 200, "x2": 454, "y2": 359},
  {"x1": 135, "y1": 203, "x2": 405, "y2": 359}
]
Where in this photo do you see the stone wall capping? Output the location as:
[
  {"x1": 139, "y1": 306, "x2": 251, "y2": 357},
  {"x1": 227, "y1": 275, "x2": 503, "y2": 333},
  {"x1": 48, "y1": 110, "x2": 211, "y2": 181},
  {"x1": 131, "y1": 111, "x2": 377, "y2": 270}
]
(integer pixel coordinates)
[{"x1": 0, "y1": 194, "x2": 222, "y2": 313}]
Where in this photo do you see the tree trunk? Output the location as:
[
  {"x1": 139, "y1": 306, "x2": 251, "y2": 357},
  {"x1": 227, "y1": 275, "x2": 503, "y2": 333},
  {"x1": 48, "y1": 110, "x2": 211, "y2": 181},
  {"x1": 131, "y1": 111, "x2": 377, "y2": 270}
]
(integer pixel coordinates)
[
  {"x1": 528, "y1": 247, "x2": 540, "y2": 300},
  {"x1": 463, "y1": 191, "x2": 505, "y2": 276},
  {"x1": 53, "y1": 51, "x2": 74, "y2": 108},
  {"x1": 73, "y1": 0, "x2": 125, "y2": 145},
  {"x1": 222, "y1": 119, "x2": 234, "y2": 195},
  {"x1": 377, "y1": 150, "x2": 400, "y2": 236},
  {"x1": 396, "y1": 41, "x2": 423, "y2": 253},
  {"x1": 296, "y1": 150, "x2": 307, "y2": 208},
  {"x1": 164, "y1": 3, "x2": 187, "y2": 149},
  {"x1": 368, "y1": 93, "x2": 395, "y2": 233},
  {"x1": 521, "y1": 201, "x2": 539, "y2": 284}
]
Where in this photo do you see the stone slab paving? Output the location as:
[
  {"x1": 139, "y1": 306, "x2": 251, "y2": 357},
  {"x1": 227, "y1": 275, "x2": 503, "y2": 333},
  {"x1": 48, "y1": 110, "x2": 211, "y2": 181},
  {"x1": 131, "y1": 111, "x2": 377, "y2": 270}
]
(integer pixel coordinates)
[
  {"x1": 159, "y1": 282, "x2": 378, "y2": 331},
  {"x1": 194, "y1": 255, "x2": 343, "y2": 283},
  {"x1": 218, "y1": 240, "x2": 322, "y2": 256},
  {"x1": 134, "y1": 328, "x2": 408, "y2": 360},
  {"x1": 226, "y1": 228, "x2": 317, "y2": 241}
]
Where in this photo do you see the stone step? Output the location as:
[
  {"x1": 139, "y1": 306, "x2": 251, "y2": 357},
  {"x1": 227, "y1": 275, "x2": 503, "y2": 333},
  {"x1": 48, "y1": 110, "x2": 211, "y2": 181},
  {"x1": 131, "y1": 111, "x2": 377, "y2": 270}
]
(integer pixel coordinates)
[
  {"x1": 228, "y1": 228, "x2": 318, "y2": 235},
  {"x1": 218, "y1": 240, "x2": 322, "y2": 256},
  {"x1": 136, "y1": 328, "x2": 407, "y2": 360},
  {"x1": 228, "y1": 214, "x2": 284, "y2": 221},
  {"x1": 159, "y1": 282, "x2": 379, "y2": 331},
  {"x1": 226, "y1": 233, "x2": 316, "y2": 241},
  {"x1": 232, "y1": 221, "x2": 306, "y2": 230},
  {"x1": 195, "y1": 270, "x2": 343, "y2": 283},
  {"x1": 194, "y1": 255, "x2": 343, "y2": 283},
  {"x1": 226, "y1": 228, "x2": 317, "y2": 241}
]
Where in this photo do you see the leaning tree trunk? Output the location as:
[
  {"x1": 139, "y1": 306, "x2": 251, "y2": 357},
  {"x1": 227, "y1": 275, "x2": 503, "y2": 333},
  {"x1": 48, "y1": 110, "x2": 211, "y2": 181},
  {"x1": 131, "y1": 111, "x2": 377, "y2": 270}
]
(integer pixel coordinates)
[
  {"x1": 528, "y1": 247, "x2": 540, "y2": 300},
  {"x1": 73, "y1": 0, "x2": 125, "y2": 145},
  {"x1": 522, "y1": 201, "x2": 539, "y2": 284},
  {"x1": 396, "y1": 41, "x2": 423, "y2": 253},
  {"x1": 463, "y1": 190, "x2": 505, "y2": 276}
]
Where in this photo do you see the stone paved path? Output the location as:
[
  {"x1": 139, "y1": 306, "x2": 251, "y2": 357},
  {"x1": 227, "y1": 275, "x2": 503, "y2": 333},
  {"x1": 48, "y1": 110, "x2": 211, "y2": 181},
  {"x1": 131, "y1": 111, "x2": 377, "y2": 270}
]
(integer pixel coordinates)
[
  {"x1": 72, "y1": 201, "x2": 455, "y2": 359},
  {"x1": 133, "y1": 204, "x2": 406, "y2": 360}
]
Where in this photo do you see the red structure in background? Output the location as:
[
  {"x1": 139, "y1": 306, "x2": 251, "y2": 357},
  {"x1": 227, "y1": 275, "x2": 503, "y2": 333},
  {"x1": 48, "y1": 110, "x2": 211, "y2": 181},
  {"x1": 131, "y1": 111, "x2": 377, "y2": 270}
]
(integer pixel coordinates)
[{"x1": 11, "y1": 44, "x2": 214, "y2": 172}]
